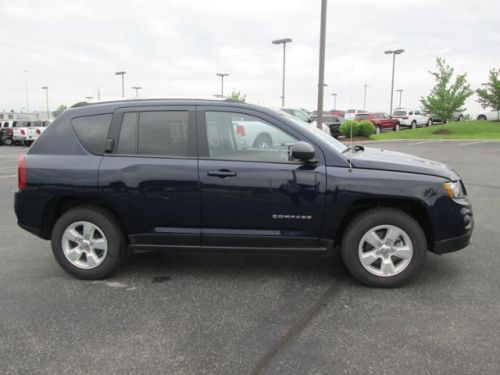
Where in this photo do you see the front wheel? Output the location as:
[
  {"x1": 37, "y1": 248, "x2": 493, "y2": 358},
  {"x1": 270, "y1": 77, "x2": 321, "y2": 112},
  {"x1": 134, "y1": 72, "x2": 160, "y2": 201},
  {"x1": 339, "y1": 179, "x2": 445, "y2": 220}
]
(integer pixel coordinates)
[
  {"x1": 375, "y1": 126, "x2": 381, "y2": 135},
  {"x1": 411, "y1": 121, "x2": 417, "y2": 129},
  {"x1": 393, "y1": 123, "x2": 400, "y2": 132},
  {"x1": 477, "y1": 115, "x2": 487, "y2": 121},
  {"x1": 341, "y1": 208, "x2": 427, "y2": 288},
  {"x1": 51, "y1": 206, "x2": 126, "y2": 279},
  {"x1": 426, "y1": 119, "x2": 432, "y2": 127}
]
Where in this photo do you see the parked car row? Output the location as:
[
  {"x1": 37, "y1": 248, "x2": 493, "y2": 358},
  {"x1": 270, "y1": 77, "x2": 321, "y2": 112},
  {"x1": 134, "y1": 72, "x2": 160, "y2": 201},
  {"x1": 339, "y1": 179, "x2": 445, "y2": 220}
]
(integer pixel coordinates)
[{"x1": 0, "y1": 120, "x2": 51, "y2": 146}]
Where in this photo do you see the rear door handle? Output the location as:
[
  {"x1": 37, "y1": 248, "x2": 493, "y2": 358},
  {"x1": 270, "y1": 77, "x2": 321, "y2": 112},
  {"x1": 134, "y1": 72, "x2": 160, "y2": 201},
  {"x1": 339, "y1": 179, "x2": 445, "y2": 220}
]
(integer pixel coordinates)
[{"x1": 207, "y1": 169, "x2": 237, "y2": 178}]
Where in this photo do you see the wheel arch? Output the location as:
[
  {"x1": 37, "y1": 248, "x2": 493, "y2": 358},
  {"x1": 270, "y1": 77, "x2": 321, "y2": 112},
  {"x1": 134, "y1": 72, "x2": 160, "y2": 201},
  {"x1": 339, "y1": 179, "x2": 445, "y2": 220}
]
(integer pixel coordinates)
[
  {"x1": 41, "y1": 196, "x2": 126, "y2": 240},
  {"x1": 333, "y1": 198, "x2": 433, "y2": 251}
]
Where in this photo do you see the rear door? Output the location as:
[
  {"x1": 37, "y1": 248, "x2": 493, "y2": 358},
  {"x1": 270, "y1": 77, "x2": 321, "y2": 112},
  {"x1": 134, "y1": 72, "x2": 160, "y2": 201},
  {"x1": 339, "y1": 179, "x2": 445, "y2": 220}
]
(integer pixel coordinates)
[
  {"x1": 197, "y1": 106, "x2": 327, "y2": 250},
  {"x1": 99, "y1": 106, "x2": 200, "y2": 248}
]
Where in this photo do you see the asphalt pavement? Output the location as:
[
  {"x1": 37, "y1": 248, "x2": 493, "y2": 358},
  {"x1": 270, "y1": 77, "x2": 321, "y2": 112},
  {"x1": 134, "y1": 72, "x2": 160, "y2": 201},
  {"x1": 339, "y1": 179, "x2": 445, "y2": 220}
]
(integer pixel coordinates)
[{"x1": 0, "y1": 141, "x2": 499, "y2": 374}]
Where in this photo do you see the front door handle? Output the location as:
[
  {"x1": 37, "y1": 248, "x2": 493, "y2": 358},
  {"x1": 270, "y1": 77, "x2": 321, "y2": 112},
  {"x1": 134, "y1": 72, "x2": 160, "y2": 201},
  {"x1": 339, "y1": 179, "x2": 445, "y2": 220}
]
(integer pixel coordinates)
[{"x1": 207, "y1": 169, "x2": 237, "y2": 178}]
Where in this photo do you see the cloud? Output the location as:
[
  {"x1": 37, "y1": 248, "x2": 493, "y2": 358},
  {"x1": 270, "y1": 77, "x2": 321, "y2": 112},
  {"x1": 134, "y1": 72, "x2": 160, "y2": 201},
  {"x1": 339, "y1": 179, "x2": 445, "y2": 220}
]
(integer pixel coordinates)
[{"x1": 0, "y1": 0, "x2": 498, "y2": 115}]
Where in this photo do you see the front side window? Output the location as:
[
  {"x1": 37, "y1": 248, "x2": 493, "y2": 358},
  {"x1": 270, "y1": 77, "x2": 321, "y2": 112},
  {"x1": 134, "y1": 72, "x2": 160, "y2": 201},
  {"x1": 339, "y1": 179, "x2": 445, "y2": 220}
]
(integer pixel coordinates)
[{"x1": 205, "y1": 111, "x2": 296, "y2": 163}]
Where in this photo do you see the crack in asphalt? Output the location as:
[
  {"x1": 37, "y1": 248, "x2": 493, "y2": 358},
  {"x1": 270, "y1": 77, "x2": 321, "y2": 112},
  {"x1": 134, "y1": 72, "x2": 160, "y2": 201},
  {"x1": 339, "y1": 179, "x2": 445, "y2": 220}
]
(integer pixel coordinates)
[{"x1": 251, "y1": 278, "x2": 343, "y2": 375}]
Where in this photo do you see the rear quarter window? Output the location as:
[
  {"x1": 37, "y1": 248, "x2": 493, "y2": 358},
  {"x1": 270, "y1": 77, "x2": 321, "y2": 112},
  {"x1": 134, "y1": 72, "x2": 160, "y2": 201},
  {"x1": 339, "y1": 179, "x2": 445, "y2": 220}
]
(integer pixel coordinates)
[{"x1": 71, "y1": 114, "x2": 112, "y2": 155}]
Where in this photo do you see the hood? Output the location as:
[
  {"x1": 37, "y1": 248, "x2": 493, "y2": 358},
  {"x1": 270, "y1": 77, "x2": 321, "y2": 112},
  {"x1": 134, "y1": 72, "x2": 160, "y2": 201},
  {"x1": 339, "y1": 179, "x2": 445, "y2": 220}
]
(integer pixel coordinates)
[{"x1": 349, "y1": 147, "x2": 458, "y2": 180}]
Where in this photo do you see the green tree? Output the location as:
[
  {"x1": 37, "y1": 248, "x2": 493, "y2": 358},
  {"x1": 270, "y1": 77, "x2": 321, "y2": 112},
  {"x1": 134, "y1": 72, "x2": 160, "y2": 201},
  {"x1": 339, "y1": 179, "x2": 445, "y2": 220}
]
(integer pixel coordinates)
[
  {"x1": 227, "y1": 90, "x2": 247, "y2": 102},
  {"x1": 477, "y1": 69, "x2": 500, "y2": 120},
  {"x1": 52, "y1": 104, "x2": 67, "y2": 117},
  {"x1": 421, "y1": 58, "x2": 473, "y2": 123}
]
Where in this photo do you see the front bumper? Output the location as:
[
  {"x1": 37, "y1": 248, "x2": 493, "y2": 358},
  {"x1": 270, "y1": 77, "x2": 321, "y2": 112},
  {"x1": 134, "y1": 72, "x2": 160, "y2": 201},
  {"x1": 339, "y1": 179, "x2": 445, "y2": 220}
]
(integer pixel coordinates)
[{"x1": 433, "y1": 202, "x2": 474, "y2": 254}]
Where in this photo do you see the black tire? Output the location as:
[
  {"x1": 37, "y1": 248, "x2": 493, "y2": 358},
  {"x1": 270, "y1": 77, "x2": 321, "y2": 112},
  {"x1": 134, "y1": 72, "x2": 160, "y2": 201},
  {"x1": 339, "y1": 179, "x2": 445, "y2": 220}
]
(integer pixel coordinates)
[
  {"x1": 3, "y1": 137, "x2": 12, "y2": 146},
  {"x1": 477, "y1": 115, "x2": 487, "y2": 121},
  {"x1": 51, "y1": 206, "x2": 126, "y2": 279},
  {"x1": 411, "y1": 121, "x2": 417, "y2": 129},
  {"x1": 376, "y1": 126, "x2": 381, "y2": 135},
  {"x1": 24, "y1": 140, "x2": 33, "y2": 147},
  {"x1": 253, "y1": 133, "x2": 272, "y2": 149},
  {"x1": 458, "y1": 115, "x2": 463, "y2": 122},
  {"x1": 426, "y1": 118, "x2": 432, "y2": 127},
  {"x1": 341, "y1": 208, "x2": 427, "y2": 288},
  {"x1": 393, "y1": 123, "x2": 400, "y2": 132}
]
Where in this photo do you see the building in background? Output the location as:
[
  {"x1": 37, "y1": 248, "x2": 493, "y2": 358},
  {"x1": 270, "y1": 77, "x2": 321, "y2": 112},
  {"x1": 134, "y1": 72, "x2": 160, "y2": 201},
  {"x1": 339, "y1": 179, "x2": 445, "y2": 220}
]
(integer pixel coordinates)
[{"x1": 0, "y1": 110, "x2": 53, "y2": 122}]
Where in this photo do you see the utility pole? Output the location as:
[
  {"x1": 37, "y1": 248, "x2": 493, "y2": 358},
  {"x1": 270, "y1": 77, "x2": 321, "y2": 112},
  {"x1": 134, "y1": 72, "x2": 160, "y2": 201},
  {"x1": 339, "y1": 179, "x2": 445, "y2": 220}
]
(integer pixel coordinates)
[
  {"x1": 85, "y1": 96, "x2": 93, "y2": 102},
  {"x1": 272, "y1": 38, "x2": 293, "y2": 107},
  {"x1": 216, "y1": 73, "x2": 229, "y2": 98},
  {"x1": 316, "y1": 0, "x2": 328, "y2": 129},
  {"x1": 384, "y1": 49, "x2": 404, "y2": 115}
]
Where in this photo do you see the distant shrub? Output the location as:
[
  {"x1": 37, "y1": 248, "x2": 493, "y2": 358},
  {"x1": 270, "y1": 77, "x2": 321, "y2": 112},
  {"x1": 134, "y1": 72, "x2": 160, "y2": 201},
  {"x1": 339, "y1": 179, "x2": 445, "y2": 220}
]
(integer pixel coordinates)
[
  {"x1": 340, "y1": 120, "x2": 359, "y2": 136},
  {"x1": 357, "y1": 120, "x2": 376, "y2": 137}
]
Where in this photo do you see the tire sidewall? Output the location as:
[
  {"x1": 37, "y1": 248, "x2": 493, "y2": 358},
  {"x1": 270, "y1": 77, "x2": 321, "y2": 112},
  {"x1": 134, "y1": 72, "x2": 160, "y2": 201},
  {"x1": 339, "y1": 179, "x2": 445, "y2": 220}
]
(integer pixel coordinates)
[
  {"x1": 51, "y1": 207, "x2": 125, "y2": 279},
  {"x1": 341, "y1": 209, "x2": 427, "y2": 287}
]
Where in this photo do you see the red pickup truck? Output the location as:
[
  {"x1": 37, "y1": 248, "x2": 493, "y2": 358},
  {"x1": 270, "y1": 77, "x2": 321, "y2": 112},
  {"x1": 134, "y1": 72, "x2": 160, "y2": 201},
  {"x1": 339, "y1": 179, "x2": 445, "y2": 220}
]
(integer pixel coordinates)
[{"x1": 354, "y1": 112, "x2": 400, "y2": 134}]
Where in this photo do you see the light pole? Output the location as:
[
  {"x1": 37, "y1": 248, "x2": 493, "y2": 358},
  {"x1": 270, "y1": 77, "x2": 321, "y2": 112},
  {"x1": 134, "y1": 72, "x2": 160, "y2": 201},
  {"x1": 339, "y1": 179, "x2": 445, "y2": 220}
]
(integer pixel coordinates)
[
  {"x1": 24, "y1": 69, "x2": 30, "y2": 112},
  {"x1": 216, "y1": 73, "x2": 229, "y2": 98},
  {"x1": 85, "y1": 96, "x2": 94, "y2": 102},
  {"x1": 396, "y1": 89, "x2": 404, "y2": 109},
  {"x1": 115, "y1": 71, "x2": 126, "y2": 98},
  {"x1": 363, "y1": 84, "x2": 369, "y2": 110},
  {"x1": 132, "y1": 86, "x2": 142, "y2": 98},
  {"x1": 272, "y1": 38, "x2": 292, "y2": 107},
  {"x1": 384, "y1": 49, "x2": 404, "y2": 115},
  {"x1": 316, "y1": 0, "x2": 328, "y2": 129},
  {"x1": 41, "y1": 86, "x2": 49, "y2": 119},
  {"x1": 331, "y1": 93, "x2": 338, "y2": 110}
]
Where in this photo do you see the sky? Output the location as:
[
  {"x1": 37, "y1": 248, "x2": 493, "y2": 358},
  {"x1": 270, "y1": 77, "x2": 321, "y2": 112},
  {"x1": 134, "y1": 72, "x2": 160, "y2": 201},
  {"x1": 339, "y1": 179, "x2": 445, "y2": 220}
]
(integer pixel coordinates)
[{"x1": 0, "y1": 0, "x2": 499, "y2": 115}]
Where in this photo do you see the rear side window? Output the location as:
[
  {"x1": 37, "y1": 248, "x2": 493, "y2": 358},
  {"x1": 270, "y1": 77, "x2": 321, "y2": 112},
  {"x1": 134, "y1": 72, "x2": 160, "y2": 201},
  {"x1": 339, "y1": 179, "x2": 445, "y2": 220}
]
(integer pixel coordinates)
[
  {"x1": 71, "y1": 114, "x2": 112, "y2": 154},
  {"x1": 116, "y1": 111, "x2": 189, "y2": 157},
  {"x1": 138, "y1": 111, "x2": 189, "y2": 157}
]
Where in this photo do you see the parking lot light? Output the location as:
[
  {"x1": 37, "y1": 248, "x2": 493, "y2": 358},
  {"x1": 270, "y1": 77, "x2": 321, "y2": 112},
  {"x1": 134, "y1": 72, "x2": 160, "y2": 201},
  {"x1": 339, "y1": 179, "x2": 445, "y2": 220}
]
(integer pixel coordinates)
[
  {"x1": 272, "y1": 38, "x2": 292, "y2": 107},
  {"x1": 363, "y1": 84, "x2": 369, "y2": 110},
  {"x1": 41, "y1": 86, "x2": 49, "y2": 120},
  {"x1": 316, "y1": 0, "x2": 327, "y2": 129},
  {"x1": 216, "y1": 73, "x2": 229, "y2": 98},
  {"x1": 132, "y1": 86, "x2": 142, "y2": 98},
  {"x1": 331, "y1": 93, "x2": 338, "y2": 110},
  {"x1": 396, "y1": 89, "x2": 404, "y2": 109},
  {"x1": 384, "y1": 49, "x2": 405, "y2": 115},
  {"x1": 115, "y1": 71, "x2": 126, "y2": 98}
]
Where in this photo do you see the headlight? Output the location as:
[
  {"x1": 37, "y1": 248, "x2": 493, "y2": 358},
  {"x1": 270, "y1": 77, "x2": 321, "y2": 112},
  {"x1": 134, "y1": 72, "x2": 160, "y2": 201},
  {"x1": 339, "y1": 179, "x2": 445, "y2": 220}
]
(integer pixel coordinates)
[{"x1": 443, "y1": 181, "x2": 462, "y2": 199}]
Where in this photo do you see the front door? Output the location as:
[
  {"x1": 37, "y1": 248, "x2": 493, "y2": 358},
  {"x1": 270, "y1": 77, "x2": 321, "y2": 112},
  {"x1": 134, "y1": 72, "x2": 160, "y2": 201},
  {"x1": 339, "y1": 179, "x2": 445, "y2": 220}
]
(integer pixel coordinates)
[{"x1": 197, "y1": 108, "x2": 327, "y2": 249}]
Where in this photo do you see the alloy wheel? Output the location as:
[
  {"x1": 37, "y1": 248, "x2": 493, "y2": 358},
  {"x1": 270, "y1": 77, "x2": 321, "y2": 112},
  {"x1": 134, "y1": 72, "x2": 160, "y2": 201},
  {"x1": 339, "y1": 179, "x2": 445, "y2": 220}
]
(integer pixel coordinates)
[{"x1": 61, "y1": 221, "x2": 108, "y2": 269}]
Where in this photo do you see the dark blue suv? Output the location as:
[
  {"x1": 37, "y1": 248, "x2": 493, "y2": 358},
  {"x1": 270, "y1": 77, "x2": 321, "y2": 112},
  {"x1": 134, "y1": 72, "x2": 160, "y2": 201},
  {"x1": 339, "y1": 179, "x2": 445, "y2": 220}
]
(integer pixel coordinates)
[{"x1": 14, "y1": 99, "x2": 473, "y2": 287}]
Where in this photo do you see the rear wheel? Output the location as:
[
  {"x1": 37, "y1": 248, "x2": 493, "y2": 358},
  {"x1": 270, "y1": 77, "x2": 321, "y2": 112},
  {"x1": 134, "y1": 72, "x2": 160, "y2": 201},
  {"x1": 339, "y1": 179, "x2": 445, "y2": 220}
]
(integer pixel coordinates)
[
  {"x1": 426, "y1": 118, "x2": 432, "y2": 127},
  {"x1": 375, "y1": 126, "x2": 381, "y2": 135},
  {"x1": 478, "y1": 115, "x2": 487, "y2": 121},
  {"x1": 24, "y1": 140, "x2": 33, "y2": 147},
  {"x1": 411, "y1": 121, "x2": 417, "y2": 129},
  {"x1": 458, "y1": 115, "x2": 463, "y2": 122},
  {"x1": 341, "y1": 208, "x2": 427, "y2": 288},
  {"x1": 51, "y1": 206, "x2": 126, "y2": 279}
]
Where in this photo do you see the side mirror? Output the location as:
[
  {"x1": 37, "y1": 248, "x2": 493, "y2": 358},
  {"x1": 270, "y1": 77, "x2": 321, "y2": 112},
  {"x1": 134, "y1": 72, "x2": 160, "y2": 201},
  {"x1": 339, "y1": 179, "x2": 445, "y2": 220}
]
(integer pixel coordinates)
[{"x1": 291, "y1": 141, "x2": 315, "y2": 161}]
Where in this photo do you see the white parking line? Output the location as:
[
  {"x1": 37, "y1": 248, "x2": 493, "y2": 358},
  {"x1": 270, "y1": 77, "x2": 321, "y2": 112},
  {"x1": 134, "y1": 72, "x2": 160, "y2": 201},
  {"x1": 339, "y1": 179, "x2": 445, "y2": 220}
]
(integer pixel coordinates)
[
  {"x1": 408, "y1": 141, "x2": 427, "y2": 145},
  {"x1": 0, "y1": 174, "x2": 16, "y2": 179},
  {"x1": 458, "y1": 141, "x2": 482, "y2": 146}
]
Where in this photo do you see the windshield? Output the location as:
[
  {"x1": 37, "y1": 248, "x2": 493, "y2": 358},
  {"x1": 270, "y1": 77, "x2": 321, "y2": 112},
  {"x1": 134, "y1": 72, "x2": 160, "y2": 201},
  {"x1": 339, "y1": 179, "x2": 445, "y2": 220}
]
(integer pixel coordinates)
[
  {"x1": 393, "y1": 110, "x2": 407, "y2": 116},
  {"x1": 272, "y1": 109, "x2": 348, "y2": 153}
]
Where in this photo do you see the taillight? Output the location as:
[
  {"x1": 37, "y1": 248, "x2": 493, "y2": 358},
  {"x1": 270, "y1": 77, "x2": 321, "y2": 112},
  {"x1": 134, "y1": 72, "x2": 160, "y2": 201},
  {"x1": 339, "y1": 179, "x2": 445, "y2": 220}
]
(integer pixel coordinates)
[
  {"x1": 36, "y1": 128, "x2": 41, "y2": 135},
  {"x1": 236, "y1": 124, "x2": 246, "y2": 137},
  {"x1": 18, "y1": 155, "x2": 27, "y2": 191},
  {"x1": 21, "y1": 129, "x2": 26, "y2": 136}
]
